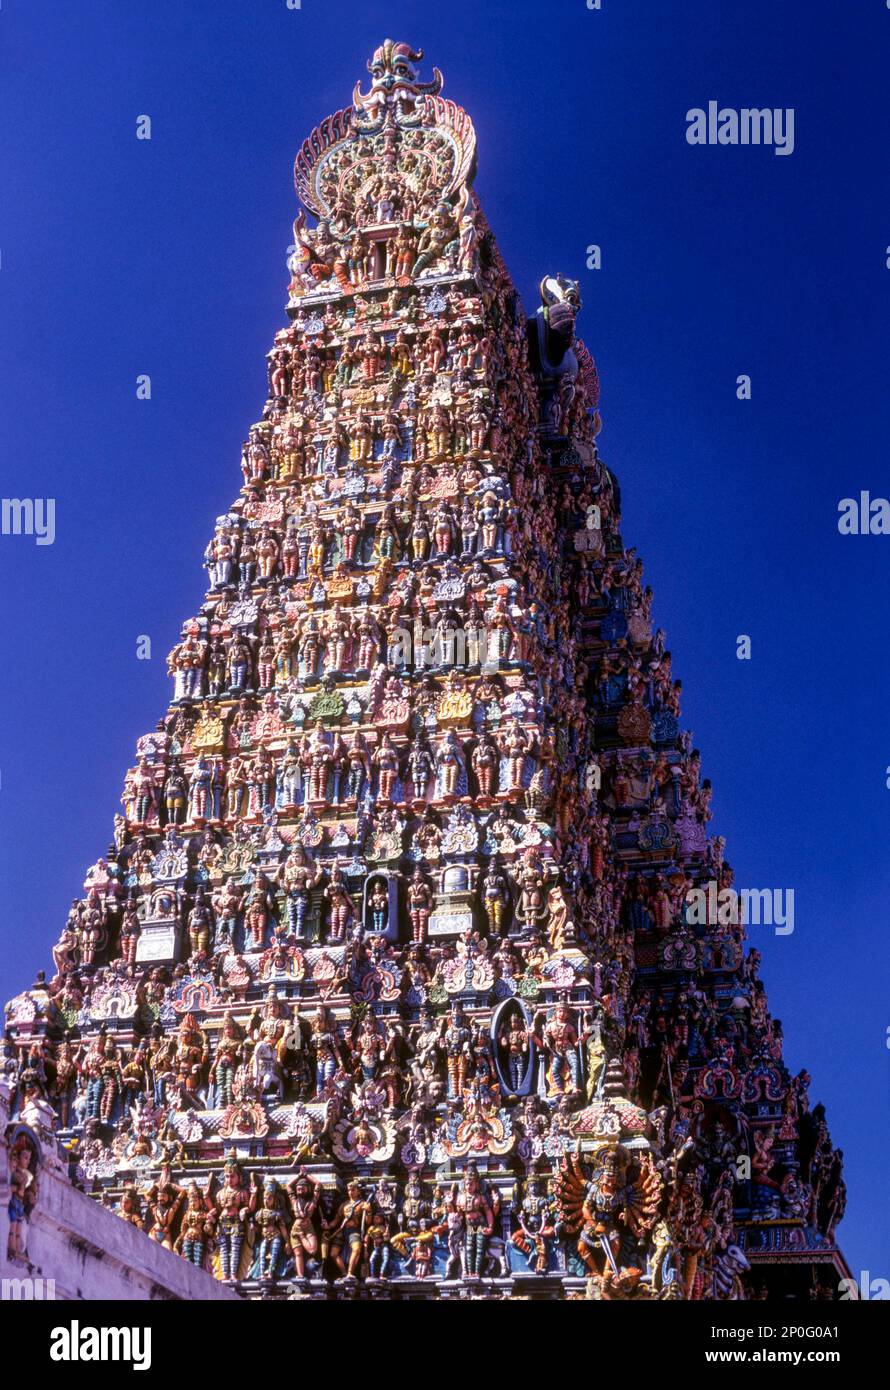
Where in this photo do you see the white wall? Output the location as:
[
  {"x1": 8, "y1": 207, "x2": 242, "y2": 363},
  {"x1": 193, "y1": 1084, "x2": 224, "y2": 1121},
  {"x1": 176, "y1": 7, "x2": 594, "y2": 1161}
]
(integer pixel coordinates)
[{"x1": 1, "y1": 1077, "x2": 238, "y2": 1303}]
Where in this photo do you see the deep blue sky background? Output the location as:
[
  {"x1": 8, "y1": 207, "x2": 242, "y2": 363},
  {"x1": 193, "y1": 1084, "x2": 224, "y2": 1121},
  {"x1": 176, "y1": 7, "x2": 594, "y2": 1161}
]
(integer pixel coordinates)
[{"x1": 1, "y1": 0, "x2": 887, "y2": 1282}]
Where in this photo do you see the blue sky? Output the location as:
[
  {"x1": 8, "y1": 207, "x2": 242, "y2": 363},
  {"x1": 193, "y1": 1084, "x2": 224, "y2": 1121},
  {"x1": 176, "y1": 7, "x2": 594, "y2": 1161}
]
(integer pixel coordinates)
[{"x1": 0, "y1": 0, "x2": 887, "y2": 1280}]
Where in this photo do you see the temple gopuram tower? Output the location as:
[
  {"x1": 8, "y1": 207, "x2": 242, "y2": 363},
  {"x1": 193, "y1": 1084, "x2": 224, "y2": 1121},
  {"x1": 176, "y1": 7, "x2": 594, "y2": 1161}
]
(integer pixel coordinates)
[{"x1": 4, "y1": 41, "x2": 847, "y2": 1300}]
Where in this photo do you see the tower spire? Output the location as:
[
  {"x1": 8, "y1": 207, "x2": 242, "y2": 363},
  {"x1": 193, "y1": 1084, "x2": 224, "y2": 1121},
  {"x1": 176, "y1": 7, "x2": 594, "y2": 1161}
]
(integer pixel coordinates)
[{"x1": 3, "y1": 42, "x2": 846, "y2": 1302}]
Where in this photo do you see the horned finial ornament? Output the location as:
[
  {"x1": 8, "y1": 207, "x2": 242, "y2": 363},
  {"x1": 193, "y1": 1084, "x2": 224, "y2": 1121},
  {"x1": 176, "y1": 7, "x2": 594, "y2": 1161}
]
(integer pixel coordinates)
[{"x1": 353, "y1": 38, "x2": 444, "y2": 120}]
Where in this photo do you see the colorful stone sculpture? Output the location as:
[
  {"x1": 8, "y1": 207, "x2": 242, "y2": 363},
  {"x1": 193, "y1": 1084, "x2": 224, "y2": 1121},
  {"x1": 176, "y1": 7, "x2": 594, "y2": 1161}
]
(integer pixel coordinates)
[{"x1": 1, "y1": 41, "x2": 847, "y2": 1301}]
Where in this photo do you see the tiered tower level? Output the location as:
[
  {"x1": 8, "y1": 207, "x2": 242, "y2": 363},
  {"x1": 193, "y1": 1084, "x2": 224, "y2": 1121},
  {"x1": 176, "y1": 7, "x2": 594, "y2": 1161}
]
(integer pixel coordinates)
[{"x1": 4, "y1": 43, "x2": 847, "y2": 1300}]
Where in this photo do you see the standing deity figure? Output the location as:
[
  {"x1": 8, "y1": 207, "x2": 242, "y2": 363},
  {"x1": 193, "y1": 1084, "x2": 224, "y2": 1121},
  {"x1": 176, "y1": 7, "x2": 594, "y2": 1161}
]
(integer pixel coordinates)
[
  {"x1": 500, "y1": 717, "x2": 531, "y2": 791},
  {"x1": 302, "y1": 720, "x2": 333, "y2": 803},
  {"x1": 392, "y1": 222, "x2": 416, "y2": 279},
  {"x1": 311, "y1": 1006, "x2": 343, "y2": 1096},
  {"x1": 364, "y1": 1209, "x2": 393, "y2": 1282},
  {"x1": 278, "y1": 739, "x2": 302, "y2": 810},
  {"x1": 459, "y1": 496, "x2": 479, "y2": 556},
  {"x1": 211, "y1": 878, "x2": 241, "y2": 951},
  {"x1": 328, "y1": 732, "x2": 348, "y2": 808},
  {"x1": 325, "y1": 862, "x2": 353, "y2": 942},
  {"x1": 205, "y1": 529, "x2": 235, "y2": 589},
  {"x1": 538, "y1": 1002, "x2": 581, "y2": 1096},
  {"x1": 187, "y1": 754, "x2": 213, "y2": 824},
  {"x1": 225, "y1": 754, "x2": 248, "y2": 819},
  {"x1": 146, "y1": 1168, "x2": 187, "y2": 1251},
  {"x1": 546, "y1": 881, "x2": 572, "y2": 952},
  {"x1": 296, "y1": 512, "x2": 314, "y2": 577},
  {"x1": 433, "y1": 499, "x2": 455, "y2": 555},
  {"x1": 244, "y1": 871, "x2": 277, "y2": 950},
  {"x1": 380, "y1": 410, "x2": 402, "y2": 463},
  {"x1": 209, "y1": 1011, "x2": 244, "y2": 1108},
  {"x1": 163, "y1": 759, "x2": 188, "y2": 826},
  {"x1": 248, "y1": 748, "x2": 274, "y2": 818},
  {"x1": 256, "y1": 632, "x2": 275, "y2": 690},
  {"x1": 453, "y1": 323, "x2": 476, "y2": 371},
  {"x1": 360, "y1": 329, "x2": 385, "y2": 378},
  {"x1": 327, "y1": 1180, "x2": 371, "y2": 1281},
  {"x1": 214, "y1": 1159, "x2": 252, "y2": 1282},
  {"x1": 279, "y1": 418, "x2": 305, "y2": 483},
  {"x1": 517, "y1": 853, "x2": 547, "y2": 932},
  {"x1": 367, "y1": 879, "x2": 389, "y2": 935},
  {"x1": 206, "y1": 635, "x2": 226, "y2": 696},
  {"x1": 407, "y1": 866, "x2": 433, "y2": 943},
  {"x1": 129, "y1": 756, "x2": 158, "y2": 826},
  {"x1": 482, "y1": 856, "x2": 511, "y2": 936},
  {"x1": 242, "y1": 427, "x2": 269, "y2": 483},
  {"x1": 120, "y1": 1041, "x2": 148, "y2": 1111},
  {"x1": 257, "y1": 527, "x2": 279, "y2": 582},
  {"x1": 167, "y1": 632, "x2": 206, "y2": 702},
  {"x1": 477, "y1": 488, "x2": 503, "y2": 553},
  {"x1": 79, "y1": 1035, "x2": 106, "y2": 1120},
  {"x1": 324, "y1": 415, "x2": 349, "y2": 471},
  {"x1": 372, "y1": 503, "x2": 400, "y2": 561},
  {"x1": 499, "y1": 1012, "x2": 531, "y2": 1092},
  {"x1": 238, "y1": 531, "x2": 257, "y2": 585},
  {"x1": 436, "y1": 730, "x2": 465, "y2": 801},
  {"x1": 444, "y1": 1002, "x2": 471, "y2": 1099},
  {"x1": 458, "y1": 205, "x2": 478, "y2": 272},
  {"x1": 226, "y1": 633, "x2": 252, "y2": 693},
  {"x1": 79, "y1": 888, "x2": 107, "y2": 967},
  {"x1": 427, "y1": 403, "x2": 451, "y2": 460},
  {"x1": 52, "y1": 909, "x2": 80, "y2": 976},
  {"x1": 323, "y1": 605, "x2": 353, "y2": 674},
  {"x1": 274, "y1": 628, "x2": 294, "y2": 687},
  {"x1": 187, "y1": 884, "x2": 214, "y2": 957},
  {"x1": 390, "y1": 327, "x2": 413, "y2": 377},
  {"x1": 354, "y1": 611, "x2": 381, "y2": 672},
  {"x1": 353, "y1": 1013, "x2": 386, "y2": 1083},
  {"x1": 423, "y1": 325, "x2": 447, "y2": 374},
  {"x1": 298, "y1": 614, "x2": 321, "y2": 679},
  {"x1": 94, "y1": 1034, "x2": 122, "y2": 1122},
  {"x1": 373, "y1": 732, "x2": 400, "y2": 803},
  {"x1": 471, "y1": 728, "x2": 501, "y2": 799},
  {"x1": 307, "y1": 517, "x2": 327, "y2": 574},
  {"x1": 347, "y1": 732, "x2": 371, "y2": 803},
  {"x1": 287, "y1": 1172, "x2": 322, "y2": 1278},
  {"x1": 176, "y1": 1183, "x2": 216, "y2": 1269},
  {"x1": 407, "y1": 734, "x2": 435, "y2": 804},
  {"x1": 177, "y1": 1012, "x2": 209, "y2": 1098},
  {"x1": 280, "y1": 843, "x2": 319, "y2": 938},
  {"x1": 281, "y1": 520, "x2": 300, "y2": 579},
  {"x1": 467, "y1": 400, "x2": 490, "y2": 454},
  {"x1": 350, "y1": 411, "x2": 374, "y2": 464},
  {"x1": 337, "y1": 500, "x2": 363, "y2": 565},
  {"x1": 347, "y1": 231, "x2": 371, "y2": 286},
  {"x1": 453, "y1": 1168, "x2": 495, "y2": 1280},
  {"x1": 410, "y1": 504, "x2": 431, "y2": 563},
  {"x1": 145, "y1": 1024, "x2": 176, "y2": 1108}
]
